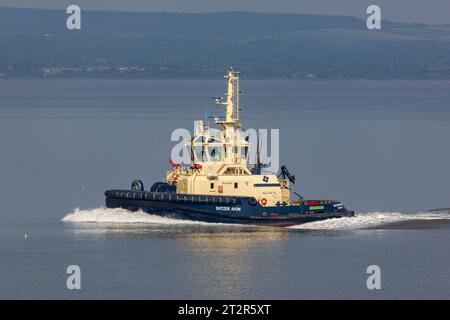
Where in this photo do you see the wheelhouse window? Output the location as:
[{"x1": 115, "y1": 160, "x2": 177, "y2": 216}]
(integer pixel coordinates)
[
  {"x1": 240, "y1": 146, "x2": 249, "y2": 160},
  {"x1": 223, "y1": 166, "x2": 250, "y2": 175},
  {"x1": 208, "y1": 146, "x2": 222, "y2": 162},
  {"x1": 193, "y1": 146, "x2": 208, "y2": 162}
]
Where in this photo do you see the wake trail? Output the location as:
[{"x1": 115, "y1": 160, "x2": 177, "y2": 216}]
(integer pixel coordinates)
[{"x1": 63, "y1": 207, "x2": 450, "y2": 230}]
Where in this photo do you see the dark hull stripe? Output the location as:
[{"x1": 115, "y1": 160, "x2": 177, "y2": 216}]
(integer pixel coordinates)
[{"x1": 105, "y1": 196, "x2": 354, "y2": 227}]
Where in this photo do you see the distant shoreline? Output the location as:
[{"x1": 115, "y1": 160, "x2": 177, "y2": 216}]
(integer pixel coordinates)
[
  {"x1": 1, "y1": 78, "x2": 450, "y2": 82},
  {"x1": 2, "y1": 8, "x2": 450, "y2": 80}
]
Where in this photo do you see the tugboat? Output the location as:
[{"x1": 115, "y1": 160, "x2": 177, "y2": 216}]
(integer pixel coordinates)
[{"x1": 105, "y1": 68, "x2": 354, "y2": 227}]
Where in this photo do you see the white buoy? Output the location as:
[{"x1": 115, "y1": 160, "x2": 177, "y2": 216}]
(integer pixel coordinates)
[{"x1": 24, "y1": 233, "x2": 30, "y2": 240}]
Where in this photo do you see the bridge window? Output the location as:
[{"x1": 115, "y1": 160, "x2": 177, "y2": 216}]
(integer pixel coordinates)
[
  {"x1": 194, "y1": 146, "x2": 207, "y2": 162},
  {"x1": 240, "y1": 146, "x2": 249, "y2": 160},
  {"x1": 223, "y1": 166, "x2": 250, "y2": 175},
  {"x1": 208, "y1": 147, "x2": 222, "y2": 162}
]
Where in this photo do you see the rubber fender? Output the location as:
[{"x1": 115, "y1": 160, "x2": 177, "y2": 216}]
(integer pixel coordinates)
[
  {"x1": 248, "y1": 197, "x2": 258, "y2": 206},
  {"x1": 150, "y1": 182, "x2": 176, "y2": 193},
  {"x1": 131, "y1": 180, "x2": 144, "y2": 191}
]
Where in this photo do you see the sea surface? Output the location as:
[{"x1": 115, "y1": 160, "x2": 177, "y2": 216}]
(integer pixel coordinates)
[{"x1": 0, "y1": 79, "x2": 450, "y2": 299}]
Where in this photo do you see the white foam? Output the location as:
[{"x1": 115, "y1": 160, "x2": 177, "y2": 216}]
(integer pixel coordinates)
[
  {"x1": 62, "y1": 207, "x2": 212, "y2": 225},
  {"x1": 63, "y1": 207, "x2": 450, "y2": 230},
  {"x1": 289, "y1": 211, "x2": 450, "y2": 230}
]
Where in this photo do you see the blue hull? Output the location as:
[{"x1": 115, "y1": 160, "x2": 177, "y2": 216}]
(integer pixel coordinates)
[{"x1": 105, "y1": 190, "x2": 354, "y2": 227}]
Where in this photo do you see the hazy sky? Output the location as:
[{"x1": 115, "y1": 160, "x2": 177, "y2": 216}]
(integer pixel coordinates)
[{"x1": 1, "y1": 0, "x2": 449, "y2": 24}]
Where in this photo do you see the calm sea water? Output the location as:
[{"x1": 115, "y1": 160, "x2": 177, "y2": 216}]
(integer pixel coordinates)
[{"x1": 0, "y1": 79, "x2": 450, "y2": 299}]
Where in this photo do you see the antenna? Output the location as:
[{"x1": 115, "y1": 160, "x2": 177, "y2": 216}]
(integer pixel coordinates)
[
  {"x1": 256, "y1": 131, "x2": 261, "y2": 173},
  {"x1": 212, "y1": 97, "x2": 225, "y2": 105}
]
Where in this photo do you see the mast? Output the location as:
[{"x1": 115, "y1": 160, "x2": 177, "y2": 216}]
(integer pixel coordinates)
[
  {"x1": 214, "y1": 67, "x2": 245, "y2": 165},
  {"x1": 216, "y1": 67, "x2": 240, "y2": 127},
  {"x1": 225, "y1": 67, "x2": 240, "y2": 124}
]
